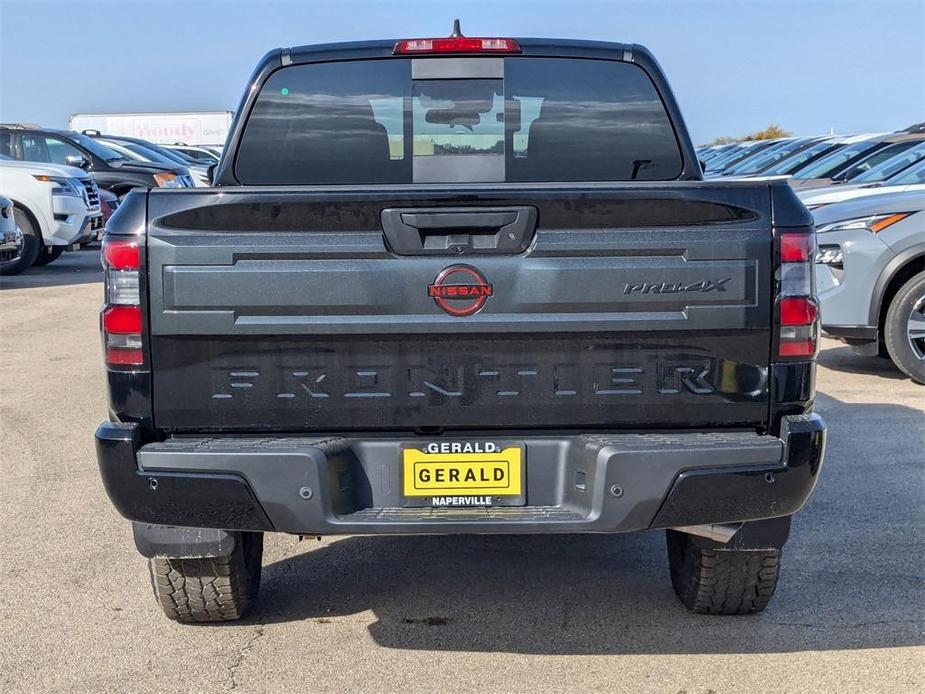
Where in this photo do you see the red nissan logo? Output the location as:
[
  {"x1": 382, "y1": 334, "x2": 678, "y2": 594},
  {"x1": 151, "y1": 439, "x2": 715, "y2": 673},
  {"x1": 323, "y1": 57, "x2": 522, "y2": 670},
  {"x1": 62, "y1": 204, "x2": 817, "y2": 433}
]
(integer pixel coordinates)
[{"x1": 427, "y1": 265, "x2": 493, "y2": 317}]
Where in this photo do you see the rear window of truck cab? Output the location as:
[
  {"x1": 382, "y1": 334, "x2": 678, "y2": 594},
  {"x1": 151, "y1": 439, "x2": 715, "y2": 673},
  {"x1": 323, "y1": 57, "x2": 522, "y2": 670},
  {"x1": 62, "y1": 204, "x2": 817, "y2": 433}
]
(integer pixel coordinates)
[{"x1": 234, "y1": 57, "x2": 683, "y2": 184}]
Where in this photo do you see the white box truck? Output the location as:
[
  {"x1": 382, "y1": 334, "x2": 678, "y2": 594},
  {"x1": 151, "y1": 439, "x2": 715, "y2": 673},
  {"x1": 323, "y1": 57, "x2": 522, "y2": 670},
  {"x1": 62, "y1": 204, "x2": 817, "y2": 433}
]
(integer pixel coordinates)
[{"x1": 68, "y1": 111, "x2": 233, "y2": 146}]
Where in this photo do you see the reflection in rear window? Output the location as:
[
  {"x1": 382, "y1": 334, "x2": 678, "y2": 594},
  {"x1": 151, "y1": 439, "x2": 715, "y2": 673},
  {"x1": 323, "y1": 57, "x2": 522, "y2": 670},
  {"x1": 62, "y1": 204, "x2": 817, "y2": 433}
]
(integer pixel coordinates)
[{"x1": 235, "y1": 57, "x2": 683, "y2": 184}]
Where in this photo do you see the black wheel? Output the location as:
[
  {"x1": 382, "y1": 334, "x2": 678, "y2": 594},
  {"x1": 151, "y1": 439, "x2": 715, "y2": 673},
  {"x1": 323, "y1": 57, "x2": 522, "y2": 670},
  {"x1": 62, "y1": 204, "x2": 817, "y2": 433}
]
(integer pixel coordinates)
[
  {"x1": 0, "y1": 208, "x2": 41, "y2": 275},
  {"x1": 666, "y1": 530, "x2": 781, "y2": 614},
  {"x1": 884, "y1": 271, "x2": 925, "y2": 384},
  {"x1": 149, "y1": 531, "x2": 263, "y2": 623},
  {"x1": 32, "y1": 245, "x2": 64, "y2": 267}
]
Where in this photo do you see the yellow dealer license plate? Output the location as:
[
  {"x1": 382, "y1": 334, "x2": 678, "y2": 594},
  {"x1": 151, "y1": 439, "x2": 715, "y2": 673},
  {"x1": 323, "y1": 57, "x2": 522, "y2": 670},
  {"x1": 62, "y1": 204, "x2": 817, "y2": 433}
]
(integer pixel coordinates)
[{"x1": 401, "y1": 441, "x2": 525, "y2": 508}]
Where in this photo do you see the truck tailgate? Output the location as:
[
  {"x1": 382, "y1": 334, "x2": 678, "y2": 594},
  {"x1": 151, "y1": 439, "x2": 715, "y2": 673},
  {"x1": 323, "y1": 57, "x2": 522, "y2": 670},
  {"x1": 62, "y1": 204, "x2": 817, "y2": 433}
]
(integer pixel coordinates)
[{"x1": 146, "y1": 184, "x2": 774, "y2": 432}]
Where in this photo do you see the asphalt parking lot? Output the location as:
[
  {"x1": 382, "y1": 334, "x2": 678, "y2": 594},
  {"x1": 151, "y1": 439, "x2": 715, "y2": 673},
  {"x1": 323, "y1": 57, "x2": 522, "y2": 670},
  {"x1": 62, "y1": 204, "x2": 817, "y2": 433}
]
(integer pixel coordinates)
[{"x1": 1, "y1": 249, "x2": 922, "y2": 693}]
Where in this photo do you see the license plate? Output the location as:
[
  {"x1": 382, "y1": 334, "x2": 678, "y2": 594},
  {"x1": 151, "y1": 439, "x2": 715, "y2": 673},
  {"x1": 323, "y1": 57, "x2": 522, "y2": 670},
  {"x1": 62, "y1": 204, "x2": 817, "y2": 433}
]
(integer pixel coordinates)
[{"x1": 401, "y1": 441, "x2": 525, "y2": 507}]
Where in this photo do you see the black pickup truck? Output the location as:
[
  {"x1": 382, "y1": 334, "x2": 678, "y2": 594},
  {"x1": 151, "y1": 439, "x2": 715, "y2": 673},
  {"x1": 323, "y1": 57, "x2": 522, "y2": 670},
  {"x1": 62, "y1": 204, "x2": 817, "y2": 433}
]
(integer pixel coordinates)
[{"x1": 95, "y1": 30, "x2": 826, "y2": 622}]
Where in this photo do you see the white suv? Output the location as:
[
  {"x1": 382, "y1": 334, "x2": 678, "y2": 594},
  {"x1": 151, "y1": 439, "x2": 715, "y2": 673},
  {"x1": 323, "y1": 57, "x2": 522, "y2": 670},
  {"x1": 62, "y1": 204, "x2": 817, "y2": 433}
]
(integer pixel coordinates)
[{"x1": 0, "y1": 157, "x2": 101, "y2": 274}]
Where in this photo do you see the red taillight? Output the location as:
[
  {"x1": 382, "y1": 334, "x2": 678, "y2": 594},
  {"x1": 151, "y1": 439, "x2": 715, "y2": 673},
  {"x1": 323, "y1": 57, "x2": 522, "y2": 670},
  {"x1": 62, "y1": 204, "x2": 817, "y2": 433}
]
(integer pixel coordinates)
[
  {"x1": 779, "y1": 297, "x2": 819, "y2": 326},
  {"x1": 103, "y1": 306, "x2": 142, "y2": 333},
  {"x1": 101, "y1": 235, "x2": 144, "y2": 368},
  {"x1": 779, "y1": 233, "x2": 814, "y2": 263},
  {"x1": 778, "y1": 339, "x2": 817, "y2": 357},
  {"x1": 102, "y1": 238, "x2": 140, "y2": 270},
  {"x1": 393, "y1": 36, "x2": 521, "y2": 54},
  {"x1": 776, "y1": 228, "x2": 818, "y2": 359}
]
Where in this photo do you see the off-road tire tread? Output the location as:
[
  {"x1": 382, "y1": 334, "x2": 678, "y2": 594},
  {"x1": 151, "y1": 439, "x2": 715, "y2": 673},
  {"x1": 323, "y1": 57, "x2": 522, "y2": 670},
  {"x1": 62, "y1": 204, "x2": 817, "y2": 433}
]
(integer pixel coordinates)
[
  {"x1": 148, "y1": 532, "x2": 262, "y2": 623},
  {"x1": 667, "y1": 530, "x2": 780, "y2": 615}
]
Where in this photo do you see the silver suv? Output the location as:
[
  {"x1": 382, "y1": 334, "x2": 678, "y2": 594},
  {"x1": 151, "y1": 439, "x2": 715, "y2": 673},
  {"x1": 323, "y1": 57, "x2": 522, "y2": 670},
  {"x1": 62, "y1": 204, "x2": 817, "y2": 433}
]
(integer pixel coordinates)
[{"x1": 814, "y1": 186, "x2": 925, "y2": 383}]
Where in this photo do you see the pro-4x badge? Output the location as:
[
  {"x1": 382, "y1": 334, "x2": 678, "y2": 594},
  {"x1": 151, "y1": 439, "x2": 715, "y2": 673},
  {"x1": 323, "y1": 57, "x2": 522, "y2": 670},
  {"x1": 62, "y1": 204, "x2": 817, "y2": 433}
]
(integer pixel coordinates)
[
  {"x1": 427, "y1": 264, "x2": 493, "y2": 316},
  {"x1": 624, "y1": 278, "x2": 731, "y2": 295}
]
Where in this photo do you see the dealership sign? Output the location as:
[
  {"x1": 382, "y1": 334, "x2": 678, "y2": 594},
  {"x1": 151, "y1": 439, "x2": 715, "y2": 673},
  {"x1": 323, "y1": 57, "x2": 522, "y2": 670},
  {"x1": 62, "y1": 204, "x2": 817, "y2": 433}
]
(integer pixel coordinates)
[{"x1": 68, "y1": 112, "x2": 233, "y2": 145}]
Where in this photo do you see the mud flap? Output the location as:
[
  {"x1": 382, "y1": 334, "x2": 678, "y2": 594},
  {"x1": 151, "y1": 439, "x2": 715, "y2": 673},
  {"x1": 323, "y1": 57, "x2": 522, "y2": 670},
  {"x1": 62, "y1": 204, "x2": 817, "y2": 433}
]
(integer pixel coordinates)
[{"x1": 132, "y1": 522, "x2": 238, "y2": 558}]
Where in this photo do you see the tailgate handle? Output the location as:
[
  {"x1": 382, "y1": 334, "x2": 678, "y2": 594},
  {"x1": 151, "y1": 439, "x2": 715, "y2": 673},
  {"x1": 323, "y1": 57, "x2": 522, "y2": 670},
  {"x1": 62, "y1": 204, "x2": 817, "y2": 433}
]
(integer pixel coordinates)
[{"x1": 381, "y1": 206, "x2": 537, "y2": 255}]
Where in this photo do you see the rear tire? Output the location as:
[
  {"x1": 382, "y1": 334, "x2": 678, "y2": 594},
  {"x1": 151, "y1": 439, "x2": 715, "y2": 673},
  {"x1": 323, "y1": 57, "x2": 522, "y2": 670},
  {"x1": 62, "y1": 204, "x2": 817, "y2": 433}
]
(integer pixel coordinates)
[
  {"x1": 884, "y1": 271, "x2": 925, "y2": 384},
  {"x1": 666, "y1": 529, "x2": 781, "y2": 614},
  {"x1": 149, "y1": 531, "x2": 263, "y2": 623},
  {"x1": 32, "y1": 245, "x2": 64, "y2": 266},
  {"x1": 0, "y1": 208, "x2": 40, "y2": 275}
]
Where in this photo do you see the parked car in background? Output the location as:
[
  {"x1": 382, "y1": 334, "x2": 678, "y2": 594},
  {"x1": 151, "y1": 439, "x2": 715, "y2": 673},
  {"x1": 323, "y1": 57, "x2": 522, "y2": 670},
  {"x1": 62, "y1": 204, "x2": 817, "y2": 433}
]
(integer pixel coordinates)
[
  {"x1": 759, "y1": 134, "x2": 882, "y2": 179},
  {"x1": 187, "y1": 144, "x2": 223, "y2": 160},
  {"x1": 0, "y1": 156, "x2": 99, "y2": 273},
  {"x1": 91, "y1": 137, "x2": 206, "y2": 188},
  {"x1": 696, "y1": 144, "x2": 736, "y2": 164},
  {"x1": 0, "y1": 195, "x2": 24, "y2": 275},
  {"x1": 799, "y1": 158, "x2": 925, "y2": 208},
  {"x1": 76, "y1": 189, "x2": 120, "y2": 247},
  {"x1": 814, "y1": 188, "x2": 925, "y2": 383},
  {"x1": 790, "y1": 131, "x2": 925, "y2": 188},
  {"x1": 703, "y1": 138, "x2": 786, "y2": 174},
  {"x1": 98, "y1": 189, "x2": 119, "y2": 228},
  {"x1": 829, "y1": 136, "x2": 925, "y2": 185},
  {"x1": 713, "y1": 136, "x2": 821, "y2": 177},
  {"x1": 0, "y1": 125, "x2": 194, "y2": 197},
  {"x1": 83, "y1": 132, "x2": 209, "y2": 187},
  {"x1": 164, "y1": 143, "x2": 220, "y2": 165},
  {"x1": 700, "y1": 142, "x2": 745, "y2": 161},
  {"x1": 154, "y1": 146, "x2": 213, "y2": 185},
  {"x1": 725, "y1": 134, "x2": 891, "y2": 182},
  {"x1": 859, "y1": 154, "x2": 925, "y2": 186}
]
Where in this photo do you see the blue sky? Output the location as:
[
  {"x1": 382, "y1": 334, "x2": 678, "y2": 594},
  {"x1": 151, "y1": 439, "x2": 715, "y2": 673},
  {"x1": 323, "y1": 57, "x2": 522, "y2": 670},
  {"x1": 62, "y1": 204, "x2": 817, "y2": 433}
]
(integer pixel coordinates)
[{"x1": 1, "y1": 0, "x2": 922, "y2": 144}]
